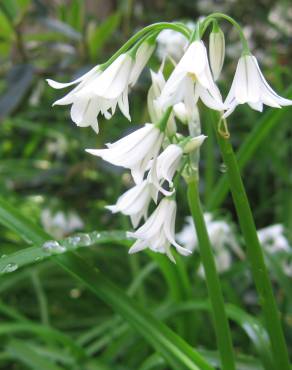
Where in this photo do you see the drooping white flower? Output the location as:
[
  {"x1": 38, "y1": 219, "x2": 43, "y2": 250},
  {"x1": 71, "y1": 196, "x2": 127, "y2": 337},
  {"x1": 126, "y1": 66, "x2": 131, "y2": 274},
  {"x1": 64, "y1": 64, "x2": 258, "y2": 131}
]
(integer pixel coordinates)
[
  {"x1": 148, "y1": 144, "x2": 183, "y2": 199},
  {"x1": 47, "y1": 65, "x2": 102, "y2": 132},
  {"x1": 157, "y1": 41, "x2": 225, "y2": 114},
  {"x1": 127, "y1": 198, "x2": 192, "y2": 262},
  {"x1": 86, "y1": 123, "x2": 164, "y2": 184},
  {"x1": 177, "y1": 214, "x2": 243, "y2": 274},
  {"x1": 209, "y1": 27, "x2": 225, "y2": 81},
  {"x1": 73, "y1": 53, "x2": 133, "y2": 123},
  {"x1": 106, "y1": 180, "x2": 153, "y2": 228},
  {"x1": 148, "y1": 136, "x2": 206, "y2": 199},
  {"x1": 257, "y1": 224, "x2": 290, "y2": 254},
  {"x1": 47, "y1": 41, "x2": 155, "y2": 133},
  {"x1": 224, "y1": 54, "x2": 292, "y2": 117}
]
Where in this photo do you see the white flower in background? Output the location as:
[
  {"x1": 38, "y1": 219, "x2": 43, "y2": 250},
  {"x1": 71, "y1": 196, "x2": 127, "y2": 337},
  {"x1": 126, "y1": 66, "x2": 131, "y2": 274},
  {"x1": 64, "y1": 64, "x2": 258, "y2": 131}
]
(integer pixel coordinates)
[
  {"x1": 257, "y1": 224, "x2": 290, "y2": 254},
  {"x1": 147, "y1": 69, "x2": 177, "y2": 135},
  {"x1": 41, "y1": 209, "x2": 84, "y2": 239},
  {"x1": 224, "y1": 54, "x2": 292, "y2": 117},
  {"x1": 86, "y1": 123, "x2": 164, "y2": 184},
  {"x1": 47, "y1": 41, "x2": 155, "y2": 133},
  {"x1": 258, "y1": 224, "x2": 292, "y2": 278},
  {"x1": 156, "y1": 29, "x2": 188, "y2": 62},
  {"x1": 148, "y1": 69, "x2": 167, "y2": 123},
  {"x1": 106, "y1": 180, "x2": 153, "y2": 228},
  {"x1": 127, "y1": 198, "x2": 192, "y2": 262},
  {"x1": 157, "y1": 41, "x2": 225, "y2": 114},
  {"x1": 177, "y1": 214, "x2": 243, "y2": 274},
  {"x1": 156, "y1": 21, "x2": 196, "y2": 62},
  {"x1": 209, "y1": 27, "x2": 225, "y2": 81}
]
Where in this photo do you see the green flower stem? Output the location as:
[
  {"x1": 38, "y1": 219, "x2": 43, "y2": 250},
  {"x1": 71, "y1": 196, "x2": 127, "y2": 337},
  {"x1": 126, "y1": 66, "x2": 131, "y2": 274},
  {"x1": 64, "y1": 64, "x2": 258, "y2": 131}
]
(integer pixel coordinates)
[
  {"x1": 215, "y1": 124, "x2": 290, "y2": 370},
  {"x1": 201, "y1": 13, "x2": 249, "y2": 54},
  {"x1": 102, "y1": 22, "x2": 190, "y2": 69},
  {"x1": 187, "y1": 179, "x2": 236, "y2": 370}
]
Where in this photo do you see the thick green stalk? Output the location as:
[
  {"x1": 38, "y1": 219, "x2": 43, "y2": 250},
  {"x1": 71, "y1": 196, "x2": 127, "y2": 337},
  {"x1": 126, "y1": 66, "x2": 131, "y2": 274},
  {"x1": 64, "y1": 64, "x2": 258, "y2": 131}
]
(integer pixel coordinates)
[
  {"x1": 215, "y1": 128, "x2": 290, "y2": 370},
  {"x1": 187, "y1": 179, "x2": 236, "y2": 370}
]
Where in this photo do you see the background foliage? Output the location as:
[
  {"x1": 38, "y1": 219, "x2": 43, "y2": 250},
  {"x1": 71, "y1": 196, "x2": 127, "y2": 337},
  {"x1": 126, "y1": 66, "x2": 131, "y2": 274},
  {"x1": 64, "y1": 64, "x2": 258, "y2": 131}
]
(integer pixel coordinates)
[{"x1": 0, "y1": 0, "x2": 291, "y2": 369}]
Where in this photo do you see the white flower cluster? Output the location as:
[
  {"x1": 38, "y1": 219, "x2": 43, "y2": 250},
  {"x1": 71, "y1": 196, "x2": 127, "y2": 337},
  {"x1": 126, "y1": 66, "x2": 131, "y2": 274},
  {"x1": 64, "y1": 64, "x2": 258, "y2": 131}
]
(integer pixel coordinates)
[
  {"x1": 47, "y1": 19, "x2": 292, "y2": 260},
  {"x1": 258, "y1": 224, "x2": 292, "y2": 277},
  {"x1": 177, "y1": 214, "x2": 243, "y2": 274},
  {"x1": 86, "y1": 121, "x2": 205, "y2": 262},
  {"x1": 178, "y1": 217, "x2": 292, "y2": 277}
]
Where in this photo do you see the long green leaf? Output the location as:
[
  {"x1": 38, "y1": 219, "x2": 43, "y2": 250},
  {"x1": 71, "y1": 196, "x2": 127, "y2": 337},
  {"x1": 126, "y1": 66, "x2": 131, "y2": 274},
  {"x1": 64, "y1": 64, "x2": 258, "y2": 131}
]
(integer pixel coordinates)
[
  {"x1": 6, "y1": 339, "x2": 63, "y2": 370},
  {"x1": 0, "y1": 322, "x2": 85, "y2": 360},
  {"x1": 0, "y1": 197, "x2": 214, "y2": 370},
  {"x1": 56, "y1": 252, "x2": 213, "y2": 370}
]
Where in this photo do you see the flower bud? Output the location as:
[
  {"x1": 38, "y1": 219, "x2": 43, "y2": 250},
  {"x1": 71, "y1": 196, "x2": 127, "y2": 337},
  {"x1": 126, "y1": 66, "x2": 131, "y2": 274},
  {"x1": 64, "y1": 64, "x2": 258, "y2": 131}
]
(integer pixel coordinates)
[
  {"x1": 183, "y1": 135, "x2": 207, "y2": 153},
  {"x1": 209, "y1": 25, "x2": 225, "y2": 81}
]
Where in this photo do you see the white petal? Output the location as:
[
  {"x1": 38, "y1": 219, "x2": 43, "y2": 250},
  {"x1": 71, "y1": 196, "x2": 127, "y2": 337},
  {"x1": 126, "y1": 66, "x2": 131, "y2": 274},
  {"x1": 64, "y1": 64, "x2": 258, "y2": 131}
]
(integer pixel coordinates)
[
  {"x1": 234, "y1": 57, "x2": 249, "y2": 103},
  {"x1": 129, "y1": 42, "x2": 155, "y2": 86},
  {"x1": 248, "y1": 101, "x2": 263, "y2": 112},
  {"x1": 46, "y1": 66, "x2": 99, "y2": 89},
  {"x1": 197, "y1": 84, "x2": 225, "y2": 111},
  {"x1": 70, "y1": 99, "x2": 89, "y2": 125},
  {"x1": 118, "y1": 88, "x2": 131, "y2": 121},
  {"x1": 129, "y1": 240, "x2": 148, "y2": 254}
]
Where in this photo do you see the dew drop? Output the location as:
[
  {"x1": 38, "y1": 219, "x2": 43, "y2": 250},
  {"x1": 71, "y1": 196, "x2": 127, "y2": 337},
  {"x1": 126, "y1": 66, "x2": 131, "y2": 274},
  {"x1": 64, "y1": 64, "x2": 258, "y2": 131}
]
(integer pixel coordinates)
[
  {"x1": 219, "y1": 163, "x2": 228, "y2": 173},
  {"x1": 67, "y1": 233, "x2": 91, "y2": 247},
  {"x1": 2, "y1": 263, "x2": 18, "y2": 273},
  {"x1": 42, "y1": 240, "x2": 66, "y2": 254},
  {"x1": 67, "y1": 235, "x2": 81, "y2": 247},
  {"x1": 70, "y1": 288, "x2": 81, "y2": 299},
  {"x1": 91, "y1": 231, "x2": 101, "y2": 240}
]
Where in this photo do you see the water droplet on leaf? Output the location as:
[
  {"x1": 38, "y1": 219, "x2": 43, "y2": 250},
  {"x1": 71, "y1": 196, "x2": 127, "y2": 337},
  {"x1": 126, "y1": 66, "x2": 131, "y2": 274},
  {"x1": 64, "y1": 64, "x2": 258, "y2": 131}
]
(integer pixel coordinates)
[
  {"x1": 2, "y1": 263, "x2": 18, "y2": 273},
  {"x1": 42, "y1": 240, "x2": 66, "y2": 254},
  {"x1": 67, "y1": 234, "x2": 91, "y2": 247},
  {"x1": 219, "y1": 163, "x2": 228, "y2": 173}
]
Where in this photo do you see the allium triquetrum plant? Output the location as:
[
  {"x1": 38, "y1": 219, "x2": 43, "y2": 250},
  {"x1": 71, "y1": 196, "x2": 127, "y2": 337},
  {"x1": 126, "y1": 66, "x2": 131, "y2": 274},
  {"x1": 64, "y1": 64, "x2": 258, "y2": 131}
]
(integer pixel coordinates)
[{"x1": 45, "y1": 13, "x2": 291, "y2": 370}]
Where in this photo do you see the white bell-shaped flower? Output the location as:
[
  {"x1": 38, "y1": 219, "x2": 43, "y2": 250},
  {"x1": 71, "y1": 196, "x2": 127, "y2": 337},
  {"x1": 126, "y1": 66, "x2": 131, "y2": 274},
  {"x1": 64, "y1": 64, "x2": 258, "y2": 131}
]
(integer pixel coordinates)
[
  {"x1": 157, "y1": 41, "x2": 225, "y2": 114},
  {"x1": 224, "y1": 54, "x2": 292, "y2": 117},
  {"x1": 74, "y1": 53, "x2": 133, "y2": 121},
  {"x1": 47, "y1": 41, "x2": 155, "y2": 133},
  {"x1": 127, "y1": 198, "x2": 191, "y2": 262},
  {"x1": 86, "y1": 123, "x2": 164, "y2": 184},
  {"x1": 47, "y1": 66, "x2": 102, "y2": 133},
  {"x1": 106, "y1": 180, "x2": 153, "y2": 228}
]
